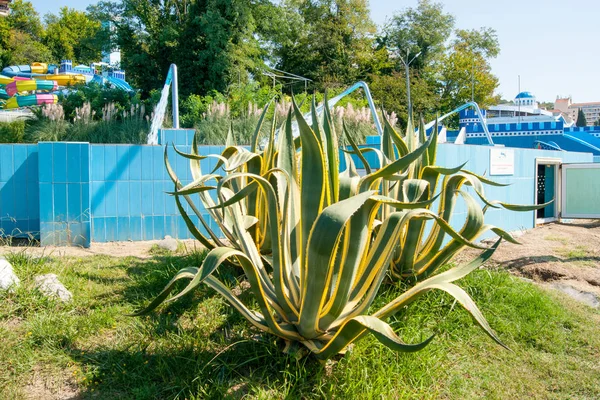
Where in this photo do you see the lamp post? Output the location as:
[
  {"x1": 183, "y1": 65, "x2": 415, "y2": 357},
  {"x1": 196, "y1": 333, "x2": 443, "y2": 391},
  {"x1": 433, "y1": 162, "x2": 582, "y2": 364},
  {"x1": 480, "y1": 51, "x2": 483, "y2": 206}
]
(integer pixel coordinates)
[{"x1": 397, "y1": 49, "x2": 421, "y2": 121}]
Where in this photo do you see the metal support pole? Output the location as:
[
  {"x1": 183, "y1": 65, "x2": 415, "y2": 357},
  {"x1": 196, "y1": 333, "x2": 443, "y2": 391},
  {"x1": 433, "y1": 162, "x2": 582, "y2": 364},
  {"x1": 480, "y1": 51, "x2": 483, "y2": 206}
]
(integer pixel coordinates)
[
  {"x1": 171, "y1": 64, "x2": 179, "y2": 129},
  {"x1": 405, "y1": 61, "x2": 412, "y2": 121}
]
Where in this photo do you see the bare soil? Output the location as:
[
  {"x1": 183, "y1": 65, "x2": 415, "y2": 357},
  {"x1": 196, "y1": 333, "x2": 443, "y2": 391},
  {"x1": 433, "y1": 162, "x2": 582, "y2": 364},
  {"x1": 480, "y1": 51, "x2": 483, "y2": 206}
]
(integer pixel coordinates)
[
  {"x1": 465, "y1": 220, "x2": 600, "y2": 304},
  {"x1": 0, "y1": 239, "x2": 203, "y2": 259}
]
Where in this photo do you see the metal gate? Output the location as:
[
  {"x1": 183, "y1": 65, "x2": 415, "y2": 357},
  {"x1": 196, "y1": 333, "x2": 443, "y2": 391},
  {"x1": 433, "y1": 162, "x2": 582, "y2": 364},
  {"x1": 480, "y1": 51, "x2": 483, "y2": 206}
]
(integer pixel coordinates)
[{"x1": 561, "y1": 163, "x2": 600, "y2": 218}]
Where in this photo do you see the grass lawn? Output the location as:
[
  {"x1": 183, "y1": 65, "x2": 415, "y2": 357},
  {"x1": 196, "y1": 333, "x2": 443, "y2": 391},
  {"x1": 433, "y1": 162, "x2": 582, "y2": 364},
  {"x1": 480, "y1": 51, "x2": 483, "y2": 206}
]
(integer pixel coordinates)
[{"x1": 0, "y1": 247, "x2": 599, "y2": 399}]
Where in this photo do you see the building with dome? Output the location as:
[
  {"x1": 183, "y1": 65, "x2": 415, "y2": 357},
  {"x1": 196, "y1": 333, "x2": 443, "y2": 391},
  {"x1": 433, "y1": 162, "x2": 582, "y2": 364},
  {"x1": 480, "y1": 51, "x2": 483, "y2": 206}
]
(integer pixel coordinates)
[{"x1": 451, "y1": 91, "x2": 600, "y2": 157}]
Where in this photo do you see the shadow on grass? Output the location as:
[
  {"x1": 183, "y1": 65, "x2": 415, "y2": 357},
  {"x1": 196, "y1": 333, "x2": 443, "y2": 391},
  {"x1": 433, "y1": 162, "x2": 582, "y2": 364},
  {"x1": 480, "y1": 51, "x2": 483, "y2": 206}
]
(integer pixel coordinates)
[
  {"x1": 68, "y1": 331, "x2": 328, "y2": 399},
  {"x1": 63, "y1": 249, "x2": 335, "y2": 399}
]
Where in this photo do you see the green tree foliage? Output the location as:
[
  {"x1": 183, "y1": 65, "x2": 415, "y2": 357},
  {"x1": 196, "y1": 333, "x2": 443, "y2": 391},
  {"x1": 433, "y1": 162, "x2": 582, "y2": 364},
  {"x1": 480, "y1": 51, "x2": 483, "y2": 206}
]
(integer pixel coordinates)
[
  {"x1": 370, "y1": 1, "x2": 499, "y2": 123},
  {"x1": 383, "y1": 0, "x2": 454, "y2": 71},
  {"x1": 6, "y1": 0, "x2": 44, "y2": 39},
  {"x1": 44, "y1": 8, "x2": 103, "y2": 64},
  {"x1": 106, "y1": 0, "x2": 272, "y2": 97},
  {"x1": 7, "y1": 30, "x2": 54, "y2": 65},
  {"x1": 273, "y1": 0, "x2": 377, "y2": 89},
  {"x1": 438, "y1": 30, "x2": 500, "y2": 111},
  {"x1": 0, "y1": 0, "x2": 53, "y2": 65},
  {"x1": 576, "y1": 109, "x2": 588, "y2": 127}
]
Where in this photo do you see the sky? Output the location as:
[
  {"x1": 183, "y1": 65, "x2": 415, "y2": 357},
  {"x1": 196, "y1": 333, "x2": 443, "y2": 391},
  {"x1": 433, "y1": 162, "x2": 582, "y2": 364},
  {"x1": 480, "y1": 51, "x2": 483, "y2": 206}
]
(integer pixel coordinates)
[{"x1": 30, "y1": 0, "x2": 600, "y2": 103}]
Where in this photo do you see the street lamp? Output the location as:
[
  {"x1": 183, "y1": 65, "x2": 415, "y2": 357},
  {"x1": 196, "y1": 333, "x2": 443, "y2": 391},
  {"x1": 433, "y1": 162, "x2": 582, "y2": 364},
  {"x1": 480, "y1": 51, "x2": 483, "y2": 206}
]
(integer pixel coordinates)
[{"x1": 397, "y1": 49, "x2": 421, "y2": 122}]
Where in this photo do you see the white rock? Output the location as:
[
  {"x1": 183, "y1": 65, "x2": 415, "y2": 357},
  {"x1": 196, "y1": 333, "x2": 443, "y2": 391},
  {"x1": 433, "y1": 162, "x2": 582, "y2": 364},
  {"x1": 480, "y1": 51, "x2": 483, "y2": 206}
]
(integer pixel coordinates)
[
  {"x1": 157, "y1": 235, "x2": 179, "y2": 252},
  {"x1": 34, "y1": 274, "x2": 72, "y2": 302},
  {"x1": 0, "y1": 257, "x2": 20, "y2": 291}
]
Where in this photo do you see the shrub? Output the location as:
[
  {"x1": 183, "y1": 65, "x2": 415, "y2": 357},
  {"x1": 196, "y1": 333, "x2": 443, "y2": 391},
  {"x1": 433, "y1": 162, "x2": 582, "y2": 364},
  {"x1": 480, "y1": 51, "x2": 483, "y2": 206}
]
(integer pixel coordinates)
[
  {"x1": 135, "y1": 97, "x2": 514, "y2": 360},
  {"x1": 0, "y1": 120, "x2": 26, "y2": 143}
]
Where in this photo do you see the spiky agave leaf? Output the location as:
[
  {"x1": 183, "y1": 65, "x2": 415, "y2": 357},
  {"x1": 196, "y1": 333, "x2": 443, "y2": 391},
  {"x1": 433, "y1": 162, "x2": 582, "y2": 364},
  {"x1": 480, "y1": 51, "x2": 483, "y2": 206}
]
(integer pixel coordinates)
[
  {"x1": 136, "y1": 95, "x2": 510, "y2": 360},
  {"x1": 342, "y1": 112, "x2": 549, "y2": 282}
]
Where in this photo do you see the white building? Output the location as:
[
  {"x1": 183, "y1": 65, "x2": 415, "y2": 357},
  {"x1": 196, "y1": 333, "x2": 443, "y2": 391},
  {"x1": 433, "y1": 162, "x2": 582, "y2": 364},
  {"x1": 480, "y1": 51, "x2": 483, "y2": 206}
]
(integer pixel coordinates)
[
  {"x1": 0, "y1": 0, "x2": 12, "y2": 17},
  {"x1": 554, "y1": 97, "x2": 600, "y2": 126},
  {"x1": 101, "y1": 21, "x2": 121, "y2": 67},
  {"x1": 485, "y1": 92, "x2": 560, "y2": 124}
]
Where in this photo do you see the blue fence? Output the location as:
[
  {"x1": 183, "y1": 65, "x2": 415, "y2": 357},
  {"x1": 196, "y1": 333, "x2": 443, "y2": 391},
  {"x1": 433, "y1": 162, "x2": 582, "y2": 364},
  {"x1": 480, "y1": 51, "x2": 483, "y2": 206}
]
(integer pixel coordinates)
[{"x1": 0, "y1": 129, "x2": 594, "y2": 247}]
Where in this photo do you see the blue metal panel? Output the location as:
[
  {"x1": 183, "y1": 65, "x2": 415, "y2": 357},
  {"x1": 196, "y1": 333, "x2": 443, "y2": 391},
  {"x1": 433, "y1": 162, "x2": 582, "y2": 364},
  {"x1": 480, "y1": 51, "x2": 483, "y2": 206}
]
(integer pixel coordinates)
[
  {"x1": 152, "y1": 215, "x2": 165, "y2": 239},
  {"x1": 91, "y1": 181, "x2": 104, "y2": 217},
  {"x1": 67, "y1": 183, "x2": 81, "y2": 221},
  {"x1": 104, "y1": 183, "x2": 117, "y2": 217},
  {"x1": 116, "y1": 146, "x2": 130, "y2": 181},
  {"x1": 141, "y1": 181, "x2": 153, "y2": 215},
  {"x1": 91, "y1": 146, "x2": 104, "y2": 181},
  {"x1": 142, "y1": 216, "x2": 153, "y2": 240},
  {"x1": 117, "y1": 216, "x2": 130, "y2": 241},
  {"x1": 53, "y1": 143, "x2": 67, "y2": 183},
  {"x1": 129, "y1": 181, "x2": 142, "y2": 215},
  {"x1": 105, "y1": 217, "x2": 117, "y2": 241},
  {"x1": 129, "y1": 146, "x2": 142, "y2": 180},
  {"x1": 0, "y1": 181, "x2": 14, "y2": 218},
  {"x1": 67, "y1": 144, "x2": 80, "y2": 183},
  {"x1": 165, "y1": 215, "x2": 176, "y2": 237},
  {"x1": 116, "y1": 181, "x2": 129, "y2": 217},
  {"x1": 152, "y1": 181, "x2": 165, "y2": 215},
  {"x1": 152, "y1": 146, "x2": 164, "y2": 180},
  {"x1": 81, "y1": 183, "x2": 90, "y2": 220},
  {"x1": 103, "y1": 145, "x2": 117, "y2": 180},
  {"x1": 27, "y1": 182, "x2": 39, "y2": 220},
  {"x1": 130, "y1": 216, "x2": 142, "y2": 241},
  {"x1": 53, "y1": 183, "x2": 67, "y2": 221},
  {"x1": 13, "y1": 145, "x2": 27, "y2": 182},
  {"x1": 39, "y1": 183, "x2": 53, "y2": 223},
  {"x1": 26, "y1": 145, "x2": 38, "y2": 181},
  {"x1": 81, "y1": 144, "x2": 90, "y2": 183},
  {"x1": 0, "y1": 145, "x2": 13, "y2": 182},
  {"x1": 141, "y1": 147, "x2": 153, "y2": 180}
]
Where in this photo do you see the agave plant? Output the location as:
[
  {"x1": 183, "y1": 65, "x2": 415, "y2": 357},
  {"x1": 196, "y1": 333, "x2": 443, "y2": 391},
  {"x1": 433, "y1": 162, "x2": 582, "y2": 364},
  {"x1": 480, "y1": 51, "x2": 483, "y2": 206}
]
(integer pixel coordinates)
[
  {"x1": 340, "y1": 114, "x2": 545, "y2": 283},
  {"x1": 134, "y1": 96, "x2": 511, "y2": 360}
]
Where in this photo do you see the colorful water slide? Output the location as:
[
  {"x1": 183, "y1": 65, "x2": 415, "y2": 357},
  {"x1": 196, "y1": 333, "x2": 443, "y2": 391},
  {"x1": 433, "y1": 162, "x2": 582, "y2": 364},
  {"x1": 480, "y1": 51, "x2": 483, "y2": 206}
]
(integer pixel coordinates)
[
  {"x1": 5, "y1": 80, "x2": 58, "y2": 97},
  {"x1": 2, "y1": 63, "x2": 86, "y2": 86},
  {"x1": 3, "y1": 94, "x2": 58, "y2": 109}
]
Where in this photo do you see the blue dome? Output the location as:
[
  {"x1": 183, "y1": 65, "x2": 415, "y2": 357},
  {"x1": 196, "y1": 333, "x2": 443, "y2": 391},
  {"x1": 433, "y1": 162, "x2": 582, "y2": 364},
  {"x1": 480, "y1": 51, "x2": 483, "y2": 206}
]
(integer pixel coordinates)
[{"x1": 515, "y1": 91, "x2": 534, "y2": 99}]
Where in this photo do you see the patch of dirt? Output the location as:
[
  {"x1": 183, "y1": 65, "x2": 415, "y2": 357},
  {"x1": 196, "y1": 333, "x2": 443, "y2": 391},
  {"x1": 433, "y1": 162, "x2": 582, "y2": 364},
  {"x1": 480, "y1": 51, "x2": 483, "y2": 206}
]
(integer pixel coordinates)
[
  {"x1": 466, "y1": 220, "x2": 600, "y2": 305},
  {"x1": 0, "y1": 239, "x2": 203, "y2": 260},
  {"x1": 24, "y1": 365, "x2": 81, "y2": 400}
]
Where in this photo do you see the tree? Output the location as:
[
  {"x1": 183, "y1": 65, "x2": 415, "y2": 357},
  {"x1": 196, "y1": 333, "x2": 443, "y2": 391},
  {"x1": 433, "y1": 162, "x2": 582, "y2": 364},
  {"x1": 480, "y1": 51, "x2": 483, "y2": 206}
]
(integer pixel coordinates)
[
  {"x1": 437, "y1": 27, "x2": 500, "y2": 112},
  {"x1": 7, "y1": 30, "x2": 54, "y2": 65},
  {"x1": 6, "y1": 0, "x2": 44, "y2": 39},
  {"x1": 44, "y1": 8, "x2": 103, "y2": 64},
  {"x1": 0, "y1": 0, "x2": 53, "y2": 65},
  {"x1": 576, "y1": 109, "x2": 588, "y2": 127},
  {"x1": 369, "y1": 70, "x2": 436, "y2": 127},
  {"x1": 273, "y1": 0, "x2": 377, "y2": 89},
  {"x1": 383, "y1": 0, "x2": 454, "y2": 72},
  {"x1": 110, "y1": 0, "x2": 270, "y2": 97}
]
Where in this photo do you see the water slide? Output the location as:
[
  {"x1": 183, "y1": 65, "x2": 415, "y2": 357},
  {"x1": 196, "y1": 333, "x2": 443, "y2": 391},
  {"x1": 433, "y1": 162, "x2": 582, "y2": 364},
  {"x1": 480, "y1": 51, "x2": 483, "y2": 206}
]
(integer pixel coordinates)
[
  {"x1": 3, "y1": 94, "x2": 58, "y2": 109},
  {"x1": 1, "y1": 63, "x2": 86, "y2": 85}
]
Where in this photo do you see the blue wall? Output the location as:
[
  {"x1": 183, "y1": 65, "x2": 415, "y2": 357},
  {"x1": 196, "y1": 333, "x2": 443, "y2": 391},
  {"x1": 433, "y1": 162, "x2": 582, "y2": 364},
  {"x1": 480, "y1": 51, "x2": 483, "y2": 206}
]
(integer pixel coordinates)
[
  {"x1": 357, "y1": 137, "x2": 593, "y2": 238},
  {"x1": 38, "y1": 142, "x2": 90, "y2": 247},
  {"x1": 0, "y1": 144, "x2": 38, "y2": 237},
  {"x1": 0, "y1": 130, "x2": 594, "y2": 246},
  {"x1": 90, "y1": 129, "x2": 224, "y2": 243}
]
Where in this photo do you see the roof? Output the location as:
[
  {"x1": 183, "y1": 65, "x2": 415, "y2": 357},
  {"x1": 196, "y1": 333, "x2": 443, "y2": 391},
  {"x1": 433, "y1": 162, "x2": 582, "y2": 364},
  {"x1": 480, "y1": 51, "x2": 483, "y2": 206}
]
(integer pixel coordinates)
[
  {"x1": 515, "y1": 91, "x2": 535, "y2": 99},
  {"x1": 570, "y1": 102, "x2": 600, "y2": 107}
]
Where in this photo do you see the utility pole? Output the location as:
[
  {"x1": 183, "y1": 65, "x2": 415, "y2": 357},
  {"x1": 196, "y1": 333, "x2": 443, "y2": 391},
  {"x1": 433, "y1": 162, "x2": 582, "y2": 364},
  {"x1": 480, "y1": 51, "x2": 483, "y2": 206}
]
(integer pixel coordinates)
[
  {"x1": 398, "y1": 49, "x2": 421, "y2": 122},
  {"x1": 518, "y1": 75, "x2": 521, "y2": 124}
]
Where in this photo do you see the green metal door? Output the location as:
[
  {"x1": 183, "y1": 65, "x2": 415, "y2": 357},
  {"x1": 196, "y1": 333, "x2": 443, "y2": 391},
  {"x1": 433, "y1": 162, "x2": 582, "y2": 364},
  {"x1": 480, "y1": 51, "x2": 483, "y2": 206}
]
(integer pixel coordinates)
[{"x1": 561, "y1": 163, "x2": 600, "y2": 218}]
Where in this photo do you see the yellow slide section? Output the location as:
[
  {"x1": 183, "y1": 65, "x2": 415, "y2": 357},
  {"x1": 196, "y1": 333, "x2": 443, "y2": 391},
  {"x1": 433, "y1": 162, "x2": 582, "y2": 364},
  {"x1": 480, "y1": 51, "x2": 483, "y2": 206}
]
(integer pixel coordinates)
[
  {"x1": 31, "y1": 62, "x2": 49, "y2": 74},
  {"x1": 0, "y1": 75, "x2": 17, "y2": 85},
  {"x1": 36, "y1": 74, "x2": 86, "y2": 86}
]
